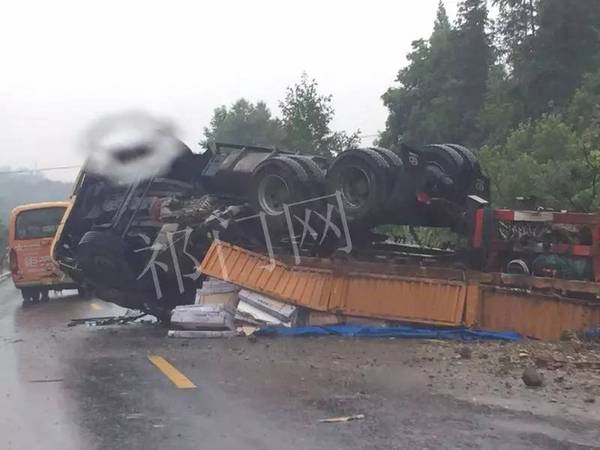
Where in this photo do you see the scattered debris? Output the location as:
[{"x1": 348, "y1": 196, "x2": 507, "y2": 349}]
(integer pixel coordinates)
[
  {"x1": 27, "y1": 378, "x2": 64, "y2": 383},
  {"x1": 560, "y1": 329, "x2": 578, "y2": 341},
  {"x1": 236, "y1": 289, "x2": 297, "y2": 327},
  {"x1": 305, "y1": 311, "x2": 346, "y2": 327},
  {"x1": 171, "y1": 304, "x2": 235, "y2": 331},
  {"x1": 522, "y1": 366, "x2": 544, "y2": 387},
  {"x1": 196, "y1": 278, "x2": 240, "y2": 308},
  {"x1": 345, "y1": 316, "x2": 388, "y2": 327},
  {"x1": 457, "y1": 346, "x2": 472, "y2": 360},
  {"x1": 167, "y1": 330, "x2": 236, "y2": 339},
  {"x1": 319, "y1": 414, "x2": 365, "y2": 424},
  {"x1": 68, "y1": 313, "x2": 147, "y2": 327},
  {"x1": 238, "y1": 325, "x2": 259, "y2": 337},
  {"x1": 534, "y1": 357, "x2": 548, "y2": 368}
]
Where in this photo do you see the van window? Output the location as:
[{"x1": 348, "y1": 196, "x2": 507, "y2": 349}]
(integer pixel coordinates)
[{"x1": 15, "y1": 207, "x2": 66, "y2": 240}]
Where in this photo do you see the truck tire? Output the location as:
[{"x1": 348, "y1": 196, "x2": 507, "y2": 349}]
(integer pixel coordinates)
[
  {"x1": 422, "y1": 144, "x2": 464, "y2": 180},
  {"x1": 444, "y1": 143, "x2": 488, "y2": 198},
  {"x1": 325, "y1": 148, "x2": 390, "y2": 224},
  {"x1": 251, "y1": 156, "x2": 312, "y2": 231},
  {"x1": 444, "y1": 144, "x2": 479, "y2": 173},
  {"x1": 286, "y1": 155, "x2": 325, "y2": 184},
  {"x1": 285, "y1": 155, "x2": 327, "y2": 214},
  {"x1": 77, "y1": 231, "x2": 139, "y2": 290},
  {"x1": 370, "y1": 146, "x2": 406, "y2": 207}
]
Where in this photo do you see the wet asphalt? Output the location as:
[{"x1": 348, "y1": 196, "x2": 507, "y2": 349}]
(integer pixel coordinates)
[
  {"x1": 0, "y1": 282, "x2": 365, "y2": 450},
  {"x1": 1, "y1": 280, "x2": 599, "y2": 450}
]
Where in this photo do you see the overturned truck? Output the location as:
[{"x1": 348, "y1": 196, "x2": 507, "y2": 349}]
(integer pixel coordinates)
[{"x1": 52, "y1": 140, "x2": 490, "y2": 319}]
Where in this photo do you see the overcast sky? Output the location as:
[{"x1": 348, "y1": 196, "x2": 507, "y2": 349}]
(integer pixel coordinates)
[{"x1": 1, "y1": 0, "x2": 458, "y2": 181}]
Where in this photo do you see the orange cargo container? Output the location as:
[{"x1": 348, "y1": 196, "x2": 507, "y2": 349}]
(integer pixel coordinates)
[{"x1": 200, "y1": 241, "x2": 600, "y2": 340}]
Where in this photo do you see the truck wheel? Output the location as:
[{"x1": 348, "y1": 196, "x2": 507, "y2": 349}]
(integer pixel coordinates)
[
  {"x1": 325, "y1": 148, "x2": 389, "y2": 225},
  {"x1": 77, "y1": 231, "x2": 139, "y2": 290},
  {"x1": 443, "y1": 143, "x2": 488, "y2": 198},
  {"x1": 286, "y1": 155, "x2": 325, "y2": 184},
  {"x1": 284, "y1": 155, "x2": 327, "y2": 212},
  {"x1": 369, "y1": 146, "x2": 406, "y2": 208},
  {"x1": 251, "y1": 156, "x2": 311, "y2": 231},
  {"x1": 422, "y1": 144, "x2": 464, "y2": 181}
]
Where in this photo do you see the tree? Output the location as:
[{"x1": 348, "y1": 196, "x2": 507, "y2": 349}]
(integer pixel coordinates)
[
  {"x1": 380, "y1": 2, "x2": 460, "y2": 147},
  {"x1": 380, "y1": 1, "x2": 492, "y2": 148},
  {"x1": 379, "y1": 0, "x2": 600, "y2": 214},
  {"x1": 203, "y1": 99, "x2": 285, "y2": 147},
  {"x1": 479, "y1": 72, "x2": 600, "y2": 212},
  {"x1": 567, "y1": 71, "x2": 600, "y2": 211},
  {"x1": 454, "y1": 0, "x2": 493, "y2": 145},
  {"x1": 497, "y1": 0, "x2": 600, "y2": 118},
  {"x1": 279, "y1": 73, "x2": 360, "y2": 157},
  {"x1": 494, "y1": 0, "x2": 538, "y2": 69}
]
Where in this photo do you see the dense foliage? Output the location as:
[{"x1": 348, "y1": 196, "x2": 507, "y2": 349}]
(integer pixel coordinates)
[
  {"x1": 204, "y1": 74, "x2": 359, "y2": 157},
  {"x1": 202, "y1": 99, "x2": 286, "y2": 148},
  {"x1": 381, "y1": 0, "x2": 600, "y2": 211}
]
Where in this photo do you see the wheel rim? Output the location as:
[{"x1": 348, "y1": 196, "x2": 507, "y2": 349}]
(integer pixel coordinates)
[
  {"x1": 339, "y1": 166, "x2": 371, "y2": 208},
  {"x1": 257, "y1": 174, "x2": 291, "y2": 215}
]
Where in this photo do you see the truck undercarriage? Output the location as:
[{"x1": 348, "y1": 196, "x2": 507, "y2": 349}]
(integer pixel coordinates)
[
  {"x1": 52, "y1": 139, "x2": 493, "y2": 318},
  {"x1": 53, "y1": 138, "x2": 598, "y2": 320}
]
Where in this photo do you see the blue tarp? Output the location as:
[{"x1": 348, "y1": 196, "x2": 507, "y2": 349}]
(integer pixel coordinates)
[
  {"x1": 255, "y1": 324, "x2": 521, "y2": 341},
  {"x1": 583, "y1": 327, "x2": 600, "y2": 339}
]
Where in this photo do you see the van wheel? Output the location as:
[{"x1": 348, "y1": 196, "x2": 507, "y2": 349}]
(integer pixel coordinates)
[
  {"x1": 21, "y1": 288, "x2": 40, "y2": 305},
  {"x1": 78, "y1": 285, "x2": 93, "y2": 300}
]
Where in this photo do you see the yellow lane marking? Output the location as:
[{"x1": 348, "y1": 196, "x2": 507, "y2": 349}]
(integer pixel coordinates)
[
  {"x1": 90, "y1": 303, "x2": 102, "y2": 311},
  {"x1": 147, "y1": 355, "x2": 196, "y2": 389}
]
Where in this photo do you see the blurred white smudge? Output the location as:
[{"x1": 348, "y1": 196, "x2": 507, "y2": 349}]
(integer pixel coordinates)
[{"x1": 82, "y1": 111, "x2": 184, "y2": 183}]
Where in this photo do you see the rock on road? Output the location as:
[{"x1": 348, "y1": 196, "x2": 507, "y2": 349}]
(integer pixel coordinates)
[{"x1": 0, "y1": 281, "x2": 599, "y2": 449}]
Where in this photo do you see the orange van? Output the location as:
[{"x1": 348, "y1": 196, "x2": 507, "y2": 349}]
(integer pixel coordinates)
[{"x1": 8, "y1": 201, "x2": 79, "y2": 303}]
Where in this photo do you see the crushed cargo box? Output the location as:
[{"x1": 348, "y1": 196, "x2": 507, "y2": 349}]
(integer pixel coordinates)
[
  {"x1": 196, "y1": 278, "x2": 239, "y2": 308},
  {"x1": 170, "y1": 304, "x2": 235, "y2": 331},
  {"x1": 236, "y1": 289, "x2": 298, "y2": 327}
]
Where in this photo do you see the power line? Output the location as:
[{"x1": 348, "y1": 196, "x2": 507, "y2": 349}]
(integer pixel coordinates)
[{"x1": 0, "y1": 165, "x2": 81, "y2": 175}]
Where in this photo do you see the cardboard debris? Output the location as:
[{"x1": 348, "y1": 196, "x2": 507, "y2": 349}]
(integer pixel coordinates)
[
  {"x1": 196, "y1": 278, "x2": 240, "y2": 308},
  {"x1": 167, "y1": 330, "x2": 237, "y2": 339},
  {"x1": 318, "y1": 414, "x2": 365, "y2": 423},
  {"x1": 306, "y1": 311, "x2": 346, "y2": 326},
  {"x1": 170, "y1": 304, "x2": 235, "y2": 331},
  {"x1": 345, "y1": 316, "x2": 389, "y2": 327},
  {"x1": 238, "y1": 325, "x2": 259, "y2": 337},
  {"x1": 235, "y1": 289, "x2": 297, "y2": 327}
]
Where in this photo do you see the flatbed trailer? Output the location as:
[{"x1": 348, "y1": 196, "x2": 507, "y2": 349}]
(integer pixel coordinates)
[{"x1": 199, "y1": 206, "x2": 600, "y2": 341}]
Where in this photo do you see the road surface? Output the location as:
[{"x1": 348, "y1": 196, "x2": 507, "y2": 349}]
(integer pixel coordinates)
[{"x1": 0, "y1": 281, "x2": 599, "y2": 449}]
